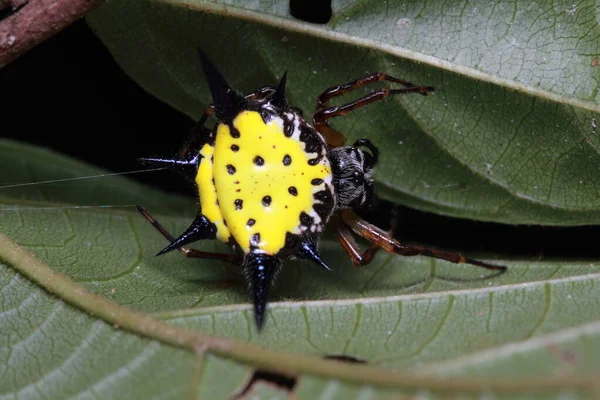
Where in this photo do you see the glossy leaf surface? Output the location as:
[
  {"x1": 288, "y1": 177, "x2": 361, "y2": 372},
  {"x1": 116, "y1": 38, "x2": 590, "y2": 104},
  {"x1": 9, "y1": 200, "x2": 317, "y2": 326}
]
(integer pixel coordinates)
[
  {"x1": 85, "y1": 0, "x2": 600, "y2": 225},
  {"x1": 2, "y1": 0, "x2": 600, "y2": 398},
  {"x1": 1, "y1": 141, "x2": 598, "y2": 398}
]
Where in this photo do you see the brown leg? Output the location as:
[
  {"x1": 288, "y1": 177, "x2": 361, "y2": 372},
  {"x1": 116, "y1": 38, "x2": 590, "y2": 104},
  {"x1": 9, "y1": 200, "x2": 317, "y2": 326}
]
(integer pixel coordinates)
[
  {"x1": 335, "y1": 224, "x2": 383, "y2": 266},
  {"x1": 312, "y1": 72, "x2": 434, "y2": 147},
  {"x1": 311, "y1": 122, "x2": 347, "y2": 148},
  {"x1": 339, "y1": 210, "x2": 506, "y2": 272},
  {"x1": 314, "y1": 86, "x2": 433, "y2": 125},
  {"x1": 137, "y1": 205, "x2": 238, "y2": 263},
  {"x1": 333, "y1": 208, "x2": 400, "y2": 266},
  {"x1": 245, "y1": 86, "x2": 276, "y2": 101},
  {"x1": 316, "y1": 72, "x2": 432, "y2": 108},
  {"x1": 177, "y1": 106, "x2": 216, "y2": 159}
]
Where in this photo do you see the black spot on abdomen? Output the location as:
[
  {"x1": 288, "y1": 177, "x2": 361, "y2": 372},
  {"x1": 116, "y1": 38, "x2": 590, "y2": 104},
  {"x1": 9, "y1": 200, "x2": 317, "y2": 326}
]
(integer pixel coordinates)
[
  {"x1": 299, "y1": 126, "x2": 322, "y2": 154},
  {"x1": 313, "y1": 203, "x2": 331, "y2": 221},
  {"x1": 300, "y1": 212, "x2": 313, "y2": 226},
  {"x1": 314, "y1": 189, "x2": 333, "y2": 204},
  {"x1": 284, "y1": 121, "x2": 294, "y2": 137},
  {"x1": 254, "y1": 156, "x2": 265, "y2": 166},
  {"x1": 308, "y1": 157, "x2": 321, "y2": 166}
]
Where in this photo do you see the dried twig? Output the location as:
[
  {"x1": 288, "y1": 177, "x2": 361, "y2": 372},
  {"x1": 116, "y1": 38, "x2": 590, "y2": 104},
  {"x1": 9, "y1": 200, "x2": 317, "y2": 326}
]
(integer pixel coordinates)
[
  {"x1": 0, "y1": 1, "x2": 29, "y2": 10},
  {"x1": 0, "y1": 0, "x2": 104, "y2": 67}
]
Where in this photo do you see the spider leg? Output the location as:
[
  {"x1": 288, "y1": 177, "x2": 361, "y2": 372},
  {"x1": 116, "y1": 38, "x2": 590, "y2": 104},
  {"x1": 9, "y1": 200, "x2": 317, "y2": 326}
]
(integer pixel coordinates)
[
  {"x1": 335, "y1": 223, "x2": 384, "y2": 266},
  {"x1": 316, "y1": 72, "x2": 432, "y2": 108},
  {"x1": 332, "y1": 211, "x2": 399, "y2": 266},
  {"x1": 245, "y1": 86, "x2": 276, "y2": 101},
  {"x1": 177, "y1": 106, "x2": 216, "y2": 159},
  {"x1": 314, "y1": 86, "x2": 433, "y2": 133},
  {"x1": 136, "y1": 205, "x2": 238, "y2": 264},
  {"x1": 312, "y1": 72, "x2": 434, "y2": 147},
  {"x1": 339, "y1": 210, "x2": 506, "y2": 272}
]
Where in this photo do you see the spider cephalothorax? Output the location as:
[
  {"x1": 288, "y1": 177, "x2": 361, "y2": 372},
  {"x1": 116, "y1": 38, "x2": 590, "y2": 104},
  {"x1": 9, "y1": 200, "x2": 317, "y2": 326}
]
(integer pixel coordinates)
[
  {"x1": 138, "y1": 50, "x2": 506, "y2": 330},
  {"x1": 328, "y1": 138, "x2": 379, "y2": 211}
]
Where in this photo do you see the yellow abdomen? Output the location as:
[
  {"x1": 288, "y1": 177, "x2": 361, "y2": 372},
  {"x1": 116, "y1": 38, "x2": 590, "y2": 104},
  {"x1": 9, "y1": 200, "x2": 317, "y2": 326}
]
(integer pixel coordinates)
[{"x1": 208, "y1": 110, "x2": 331, "y2": 254}]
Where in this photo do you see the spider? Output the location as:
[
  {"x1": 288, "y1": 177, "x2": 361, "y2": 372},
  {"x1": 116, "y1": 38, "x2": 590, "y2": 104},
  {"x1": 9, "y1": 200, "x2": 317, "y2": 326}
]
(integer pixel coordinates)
[{"x1": 137, "y1": 50, "x2": 506, "y2": 330}]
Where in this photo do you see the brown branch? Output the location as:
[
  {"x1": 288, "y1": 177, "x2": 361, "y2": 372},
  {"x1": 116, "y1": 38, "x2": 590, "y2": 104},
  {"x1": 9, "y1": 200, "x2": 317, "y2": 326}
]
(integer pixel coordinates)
[
  {"x1": 0, "y1": 0, "x2": 28, "y2": 10},
  {"x1": 0, "y1": 0, "x2": 104, "y2": 67}
]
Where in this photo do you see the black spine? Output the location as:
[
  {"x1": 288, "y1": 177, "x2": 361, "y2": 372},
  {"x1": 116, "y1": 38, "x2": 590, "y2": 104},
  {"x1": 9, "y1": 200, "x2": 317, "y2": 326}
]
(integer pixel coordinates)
[
  {"x1": 156, "y1": 213, "x2": 217, "y2": 256},
  {"x1": 244, "y1": 253, "x2": 282, "y2": 330},
  {"x1": 198, "y1": 49, "x2": 245, "y2": 122}
]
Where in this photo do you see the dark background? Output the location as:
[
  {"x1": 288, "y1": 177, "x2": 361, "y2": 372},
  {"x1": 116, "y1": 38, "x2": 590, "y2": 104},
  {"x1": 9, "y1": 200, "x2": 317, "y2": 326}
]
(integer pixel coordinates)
[{"x1": 0, "y1": 13, "x2": 598, "y2": 259}]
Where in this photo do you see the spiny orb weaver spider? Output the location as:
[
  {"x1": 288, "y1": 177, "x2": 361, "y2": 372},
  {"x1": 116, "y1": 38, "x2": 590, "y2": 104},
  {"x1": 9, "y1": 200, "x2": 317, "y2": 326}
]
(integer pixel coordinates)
[{"x1": 137, "y1": 50, "x2": 506, "y2": 330}]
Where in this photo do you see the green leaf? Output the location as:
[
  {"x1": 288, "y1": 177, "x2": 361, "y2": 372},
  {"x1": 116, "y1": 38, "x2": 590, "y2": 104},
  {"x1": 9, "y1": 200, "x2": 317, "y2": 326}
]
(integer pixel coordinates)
[
  {"x1": 86, "y1": 0, "x2": 600, "y2": 226},
  {"x1": 3, "y1": 1, "x2": 600, "y2": 398},
  {"x1": 1, "y1": 141, "x2": 600, "y2": 398}
]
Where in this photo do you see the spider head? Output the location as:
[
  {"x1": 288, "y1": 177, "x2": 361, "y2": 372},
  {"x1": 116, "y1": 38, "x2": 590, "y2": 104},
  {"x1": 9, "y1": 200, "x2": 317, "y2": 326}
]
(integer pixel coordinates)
[{"x1": 329, "y1": 138, "x2": 379, "y2": 211}]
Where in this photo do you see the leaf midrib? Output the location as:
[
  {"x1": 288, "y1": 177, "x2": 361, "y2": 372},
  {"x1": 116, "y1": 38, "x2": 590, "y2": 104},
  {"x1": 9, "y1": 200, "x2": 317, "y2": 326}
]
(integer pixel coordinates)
[
  {"x1": 150, "y1": 0, "x2": 600, "y2": 113},
  {"x1": 149, "y1": 268, "x2": 600, "y2": 319}
]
